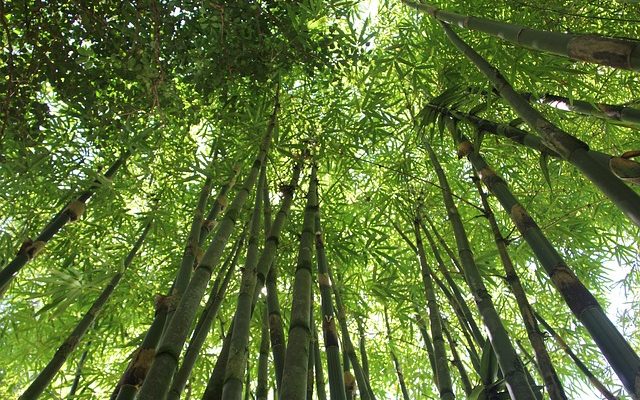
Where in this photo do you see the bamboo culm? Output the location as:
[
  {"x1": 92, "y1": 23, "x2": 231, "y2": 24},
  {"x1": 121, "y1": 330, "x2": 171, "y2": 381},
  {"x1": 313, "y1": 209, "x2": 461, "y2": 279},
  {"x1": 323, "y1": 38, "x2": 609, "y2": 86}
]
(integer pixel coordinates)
[
  {"x1": 0, "y1": 151, "x2": 130, "y2": 296},
  {"x1": 136, "y1": 100, "x2": 274, "y2": 399},
  {"x1": 439, "y1": 22, "x2": 640, "y2": 226},
  {"x1": 383, "y1": 308, "x2": 411, "y2": 400},
  {"x1": 20, "y1": 219, "x2": 151, "y2": 400},
  {"x1": 426, "y1": 104, "x2": 640, "y2": 185},
  {"x1": 535, "y1": 312, "x2": 619, "y2": 400},
  {"x1": 330, "y1": 270, "x2": 377, "y2": 400},
  {"x1": 413, "y1": 215, "x2": 455, "y2": 400},
  {"x1": 471, "y1": 174, "x2": 567, "y2": 400},
  {"x1": 112, "y1": 163, "x2": 242, "y2": 399},
  {"x1": 315, "y1": 201, "x2": 347, "y2": 400},
  {"x1": 279, "y1": 165, "x2": 318, "y2": 399},
  {"x1": 403, "y1": 0, "x2": 640, "y2": 71},
  {"x1": 313, "y1": 308, "x2": 328, "y2": 400},
  {"x1": 423, "y1": 140, "x2": 536, "y2": 400},
  {"x1": 451, "y1": 119, "x2": 640, "y2": 397},
  {"x1": 256, "y1": 303, "x2": 270, "y2": 400},
  {"x1": 221, "y1": 162, "x2": 266, "y2": 400},
  {"x1": 202, "y1": 157, "x2": 303, "y2": 400},
  {"x1": 166, "y1": 230, "x2": 246, "y2": 400},
  {"x1": 442, "y1": 322, "x2": 472, "y2": 395}
]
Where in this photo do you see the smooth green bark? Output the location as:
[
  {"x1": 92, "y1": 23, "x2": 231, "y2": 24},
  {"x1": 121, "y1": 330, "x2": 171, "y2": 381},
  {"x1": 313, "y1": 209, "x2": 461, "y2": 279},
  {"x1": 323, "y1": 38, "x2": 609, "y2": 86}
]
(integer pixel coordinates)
[
  {"x1": 404, "y1": 0, "x2": 640, "y2": 71},
  {"x1": 137, "y1": 106, "x2": 273, "y2": 399},
  {"x1": 315, "y1": 202, "x2": 347, "y2": 400},
  {"x1": 221, "y1": 162, "x2": 266, "y2": 400},
  {"x1": 280, "y1": 165, "x2": 318, "y2": 399},
  {"x1": 451, "y1": 122, "x2": 640, "y2": 397},
  {"x1": 439, "y1": 22, "x2": 640, "y2": 226},
  {"x1": 413, "y1": 215, "x2": 455, "y2": 400},
  {"x1": 20, "y1": 219, "x2": 150, "y2": 400},
  {"x1": 472, "y1": 175, "x2": 567, "y2": 400},
  {"x1": 166, "y1": 231, "x2": 245, "y2": 400},
  {"x1": 423, "y1": 140, "x2": 536, "y2": 400},
  {"x1": 0, "y1": 151, "x2": 130, "y2": 296}
]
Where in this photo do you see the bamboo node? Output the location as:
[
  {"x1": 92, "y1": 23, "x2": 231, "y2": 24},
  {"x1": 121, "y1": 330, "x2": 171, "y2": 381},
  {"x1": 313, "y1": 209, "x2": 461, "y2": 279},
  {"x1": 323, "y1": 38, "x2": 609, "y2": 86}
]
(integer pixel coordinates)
[
  {"x1": 217, "y1": 196, "x2": 228, "y2": 209},
  {"x1": 19, "y1": 239, "x2": 45, "y2": 260},
  {"x1": 510, "y1": 204, "x2": 535, "y2": 233},
  {"x1": 456, "y1": 141, "x2": 473, "y2": 159},
  {"x1": 154, "y1": 294, "x2": 176, "y2": 312},
  {"x1": 568, "y1": 36, "x2": 634, "y2": 69},
  {"x1": 610, "y1": 157, "x2": 640, "y2": 185},
  {"x1": 344, "y1": 371, "x2": 357, "y2": 393},
  {"x1": 279, "y1": 183, "x2": 294, "y2": 196},
  {"x1": 318, "y1": 273, "x2": 331, "y2": 287},
  {"x1": 65, "y1": 200, "x2": 86, "y2": 222},
  {"x1": 203, "y1": 219, "x2": 217, "y2": 232}
]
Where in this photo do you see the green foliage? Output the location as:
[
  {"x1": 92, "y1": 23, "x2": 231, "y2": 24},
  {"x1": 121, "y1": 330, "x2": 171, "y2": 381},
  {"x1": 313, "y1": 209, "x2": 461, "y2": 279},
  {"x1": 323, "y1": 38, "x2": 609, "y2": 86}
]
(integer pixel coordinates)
[{"x1": 1, "y1": 0, "x2": 639, "y2": 399}]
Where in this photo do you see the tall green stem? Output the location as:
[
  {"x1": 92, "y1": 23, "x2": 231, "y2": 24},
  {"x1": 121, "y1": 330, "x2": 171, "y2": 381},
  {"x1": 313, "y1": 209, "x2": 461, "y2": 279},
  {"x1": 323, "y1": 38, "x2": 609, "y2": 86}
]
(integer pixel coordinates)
[
  {"x1": 221, "y1": 161, "x2": 266, "y2": 400},
  {"x1": 439, "y1": 22, "x2": 640, "y2": 226},
  {"x1": 20, "y1": 219, "x2": 150, "y2": 400},
  {"x1": 403, "y1": 0, "x2": 640, "y2": 71},
  {"x1": 137, "y1": 99, "x2": 274, "y2": 399},
  {"x1": 256, "y1": 303, "x2": 270, "y2": 400},
  {"x1": 0, "y1": 151, "x2": 130, "y2": 295},
  {"x1": 331, "y1": 271, "x2": 377, "y2": 400},
  {"x1": 315, "y1": 199, "x2": 347, "y2": 400},
  {"x1": 166, "y1": 230, "x2": 246, "y2": 400},
  {"x1": 451, "y1": 120, "x2": 640, "y2": 397},
  {"x1": 442, "y1": 322, "x2": 472, "y2": 395},
  {"x1": 280, "y1": 165, "x2": 318, "y2": 399},
  {"x1": 423, "y1": 140, "x2": 536, "y2": 400},
  {"x1": 413, "y1": 214, "x2": 454, "y2": 400},
  {"x1": 383, "y1": 307, "x2": 411, "y2": 400},
  {"x1": 535, "y1": 312, "x2": 619, "y2": 400},
  {"x1": 471, "y1": 175, "x2": 567, "y2": 400}
]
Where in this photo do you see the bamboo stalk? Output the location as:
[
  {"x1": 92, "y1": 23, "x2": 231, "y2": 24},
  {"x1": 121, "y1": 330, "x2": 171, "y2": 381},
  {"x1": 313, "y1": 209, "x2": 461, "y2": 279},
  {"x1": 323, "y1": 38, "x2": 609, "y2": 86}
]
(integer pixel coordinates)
[
  {"x1": 450, "y1": 120, "x2": 640, "y2": 397},
  {"x1": 112, "y1": 163, "x2": 244, "y2": 399},
  {"x1": 280, "y1": 165, "x2": 318, "y2": 399},
  {"x1": 20, "y1": 219, "x2": 151, "y2": 400},
  {"x1": 307, "y1": 300, "x2": 316, "y2": 400},
  {"x1": 67, "y1": 343, "x2": 90, "y2": 399},
  {"x1": 202, "y1": 157, "x2": 303, "y2": 400},
  {"x1": 167, "y1": 163, "x2": 217, "y2": 334},
  {"x1": 423, "y1": 140, "x2": 536, "y2": 400},
  {"x1": 202, "y1": 321, "x2": 235, "y2": 399},
  {"x1": 166, "y1": 230, "x2": 246, "y2": 400},
  {"x1": 414, "y1": 309, "x2": 438, "y2": 387},
  {"x1": 262, "y1": 178, "x2": 287, "y2": 391},
  {"x1": 426, "y1": 104, "x2": 640, "y2": 185},
  {"x1": 413, "y1": 214, "x2": 455, "y2": 400},
  {"x1": 439, "y1": 22, "x2": 640, "y2": 226},
  {"x1": 221, "y1": 162, "x2": 266, "y2": 400},
  {"x1": 313, "y1": 308, "x2": 328, "y2": 400},
  {"x1": 383, "y1": 308, "x2": 411, "y2": 400},
  {"x1": 0, "y1": 151, "x2": 130, "y2": 295},
  {"x1": 256, "y1": 303, "x2": 270, "y2": 400},
  {"x1": 315, "y1": 199, "x2": 347, "y2": 400},
  {"x1": 471, "y1": 174, "x2": 567, "y2": 400},
  {"x1": 526, "y1": 92, "x2": 640, "y2": 128},
  {"x1": 403, "y1": 0, "x2": 640, "y2": 71},
  {"x1": 137, "y1": 94, "x2": 275, "y2": 399},
  {"x1": 442, "y1": 322, "x2": 472, "y2": 395},
  {"x1": 420, "y1": 222, "x2": 485, "y2": 349},
  {"x1": 535, "y1": 312, "x2": 619, "y2": 400},
  {"x1": 356, "y1": 319, "x2": 370, "y2": 382},
  {"x1": 331, "y1": 270, "x2": 377, "y2": 400}
]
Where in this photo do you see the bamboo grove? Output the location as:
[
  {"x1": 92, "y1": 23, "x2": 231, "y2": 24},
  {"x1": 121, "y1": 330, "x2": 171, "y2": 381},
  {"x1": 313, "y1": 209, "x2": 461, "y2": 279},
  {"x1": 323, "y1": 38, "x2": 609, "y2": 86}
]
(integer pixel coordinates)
[{"x1": 1, "y1": 0, "x2": 639, "y2": 399}]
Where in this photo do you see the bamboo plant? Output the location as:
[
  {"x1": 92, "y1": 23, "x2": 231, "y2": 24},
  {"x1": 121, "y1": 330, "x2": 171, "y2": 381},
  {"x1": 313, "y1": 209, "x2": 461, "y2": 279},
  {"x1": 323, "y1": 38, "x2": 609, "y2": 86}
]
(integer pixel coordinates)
[
  {"x1": 403, "y1": 0, "x2": 640, "y2": 71},
  {"x1": 450, "y1": 118, "x2": 640, "y2": 397}
]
